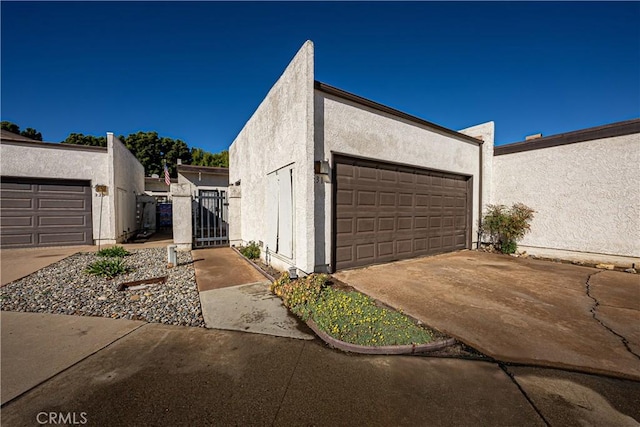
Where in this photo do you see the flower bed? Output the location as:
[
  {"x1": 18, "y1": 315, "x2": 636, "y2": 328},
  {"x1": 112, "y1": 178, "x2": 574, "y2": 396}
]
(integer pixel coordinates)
[{"x1": 270, "y1": 272, "x2": 453, "y2": 350}]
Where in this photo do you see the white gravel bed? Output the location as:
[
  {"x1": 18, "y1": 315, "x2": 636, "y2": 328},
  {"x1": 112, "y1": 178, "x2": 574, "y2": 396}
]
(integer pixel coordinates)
[{"x1": 0, "y1": 248, "x2": 205, "y2": 327}]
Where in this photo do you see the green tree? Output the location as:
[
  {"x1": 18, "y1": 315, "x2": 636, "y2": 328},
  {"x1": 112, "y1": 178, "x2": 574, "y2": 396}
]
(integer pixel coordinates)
[
  {"x1": 62, "y1": 133, "x2": 106, "y2": 147},
  {"x1": 1, "y1": 121, "x2": 43, "y2": 141},
  {"x1": 1, "y1": 121, "x2": 20, "y2": 134},
  {"x1": 191, "y1": 147, "x2": 229, "y2": 167},
  {"x1": 61, "y1": 130, "x2": 227, "y2": 176}
]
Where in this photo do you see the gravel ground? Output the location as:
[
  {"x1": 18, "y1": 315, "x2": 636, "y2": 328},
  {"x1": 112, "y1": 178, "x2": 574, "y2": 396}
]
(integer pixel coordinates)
[{"x1": 0, "y1": 248, "x2": 205, "y2": 327}]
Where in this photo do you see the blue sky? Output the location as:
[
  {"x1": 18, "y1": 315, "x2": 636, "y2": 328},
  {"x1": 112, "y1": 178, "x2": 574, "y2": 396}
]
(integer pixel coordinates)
[{"x1": 2, "y1": 2, "x2": 638, "y2": 153}]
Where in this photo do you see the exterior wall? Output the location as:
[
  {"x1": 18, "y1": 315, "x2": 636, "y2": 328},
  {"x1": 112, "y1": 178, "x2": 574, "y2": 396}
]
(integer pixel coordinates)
[
  {"x1": 0, "y1": 140, "x2": 114, "y2": 244},
  {"x1": 315, "y1": 92, "x2": 482, "y2": 271},
  {"x1": 107, "y1": 133, "x2": 145, "y2": 242},
  {"x1": 458, "y1": 121, "x2": 495, "y2": 207},
  {"x1": 229, "y1": 41, "x2": 315, "y2": 273},
  {"x1": 177, "y1": 171, "x2": 228, "y2": 195},
  {"x1": 492, "y1": 133, "x2": 640, "y2": 259},
  {"x1": 145, "y1": 178, "x2": 174, "y2": 200}
]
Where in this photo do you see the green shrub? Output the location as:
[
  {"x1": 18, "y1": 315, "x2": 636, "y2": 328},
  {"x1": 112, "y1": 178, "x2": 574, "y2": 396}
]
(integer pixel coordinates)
[
  {"x1": 97, "y1": 246, "x2": 130, "y2": 258},
  {"x1": 86, "y1": 258, "x2": 131, "y2": 278},
  {"x1": 239, "y1": 241, "x2": 260, "y2": 260},
  {"x1": 481, "y1": 203, "x2": 535, "y2": 254}
]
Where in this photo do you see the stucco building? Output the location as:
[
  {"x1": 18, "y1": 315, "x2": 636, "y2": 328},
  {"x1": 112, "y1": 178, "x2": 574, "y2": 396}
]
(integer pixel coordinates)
[
  {"x1": 0, "y1": 131, "x2": 145, "y2": 247},
  {"x1": 229, "y1": 40, "x2": 640, "y2": 273}
]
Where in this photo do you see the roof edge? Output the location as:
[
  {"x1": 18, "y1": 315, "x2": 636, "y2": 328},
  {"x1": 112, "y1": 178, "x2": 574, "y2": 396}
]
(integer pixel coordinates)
[
  {"x1": 314, "y1": 81, "x2": 483, "y2": 146},
  {"x1": 495, "y1": 118, "x2": 640, "y2": 156},
  {"x1": 0, "y1": 139, "x2": 108, "y2": 153},
  {"x1": 177, "y1": 164, "x2": 229, "y2": 175}
]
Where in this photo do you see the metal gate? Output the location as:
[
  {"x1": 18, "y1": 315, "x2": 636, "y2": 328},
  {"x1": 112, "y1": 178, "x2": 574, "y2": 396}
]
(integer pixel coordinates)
[{"x1": 193, "y1": 190, "x2": 228, "y2": 248}]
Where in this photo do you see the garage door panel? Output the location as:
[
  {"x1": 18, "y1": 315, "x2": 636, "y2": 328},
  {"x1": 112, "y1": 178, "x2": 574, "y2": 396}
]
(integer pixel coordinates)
[
  {"x1": 2, "y1": 216, "x2": 34, "y2": 227},
  {"x1": 39, "y1": 198, "x2": 88, "y2": 210},
  {"x1": 334, "y1": 156, "x2": 470, "y2": 270},
  {"x1": 1, "y1": 182, "x2": 34, "y2": 191},
  {"x1": 38, "y1": 184, "x2": 87, "y2": 193},
  {"x1": 39, "y1": 232, "x2": 89, "y2": 244},
  {"x1": 39, "y1": 215, "x2": 88, "y2": 227},
  {"x1": 2, "y1": 198, "x2": 34, "y2": 209},
  {"x1": 357, "y1": 191, "x2": 376, "y2": 206},
  {"x1": 1, "y1": 233, "x2": 34, "y2": 246},
  {"x1": 1, "y1": 179, "x2": 92, "y2": 248}
]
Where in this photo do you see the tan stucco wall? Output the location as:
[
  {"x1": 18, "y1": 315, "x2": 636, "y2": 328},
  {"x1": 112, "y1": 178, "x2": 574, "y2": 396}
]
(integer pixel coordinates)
[
  {"x1": 492, "y1": 133, "x2": 640, "y2": 258},
  {"x1": 229, "y1": 40, "x2": 315, "y2": 273}
]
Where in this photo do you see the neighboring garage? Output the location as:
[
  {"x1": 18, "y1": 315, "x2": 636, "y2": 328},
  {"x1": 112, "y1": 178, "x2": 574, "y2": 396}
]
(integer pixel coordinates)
[
  {"x1": 0, "y1": 131, "x2": 145, "y2": 248},
  {"x1": 0, "y1": 178, "x2": 93, "y2": 247},
  {"x1": 333, "y1": 156, "x2": 471, "y2": 270}
]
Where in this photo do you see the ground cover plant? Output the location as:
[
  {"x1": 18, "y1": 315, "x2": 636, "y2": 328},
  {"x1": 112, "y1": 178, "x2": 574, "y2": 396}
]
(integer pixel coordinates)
[
  {"x1": 270, "y1": 273, "x2": 433, "y2": 346},
  {"x1": 97, "y1": 246, "x2": 130, "y2": 258},
  {"x1": 85, "y1": 257, "x2": 131, "y2": 278}
]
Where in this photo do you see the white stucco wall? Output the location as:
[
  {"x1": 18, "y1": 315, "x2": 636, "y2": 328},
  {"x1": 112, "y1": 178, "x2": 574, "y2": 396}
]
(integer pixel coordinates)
[
  {"x1": 492, "y1": 133, "x2": 640, "y2": 258},
  {"x1": 0, "y1": 140, "x2": 114, "y2": 243},
  {"x1": 108, "y1": 133, "x2": 145, "y2": 242},
  {"x1": 229, "y1": 41, "x2": 315, "y2": 273},
  {"x1": 315, "y1": 92, "x2": 483, "y2": 269}
]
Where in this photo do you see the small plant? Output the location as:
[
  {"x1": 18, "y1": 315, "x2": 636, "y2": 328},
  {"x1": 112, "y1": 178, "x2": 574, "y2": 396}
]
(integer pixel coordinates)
[
  {"x1": 270, "y1": 274, "x2": 433, "y2": 346},
  {"x1": 480, "y1": 203, "x2": 535, "y2": 254},
  {"x1": 86, "y1": 258, "x2": 131, "y2": 278},
  {"x1": 239, "y1": 241, "x2": 260, "y2": 260},
  {"x1": 310, "y1": 288, "x2": 433, "y2": 346},
  {"x1": 270, "y1": 273, "x2": 328, "y2": 320},
  {"x1": 97, "y1": 246, "x2": 130, "y2": 258}
]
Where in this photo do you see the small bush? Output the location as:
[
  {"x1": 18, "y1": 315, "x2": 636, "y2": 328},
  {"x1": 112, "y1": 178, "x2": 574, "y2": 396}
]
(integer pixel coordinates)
[
  {"x1": 240, "y1": 241, "x2": 260, "y2": 260},
  {"x1": 86, "y1": 258, "x2": 131, "y2": 278},
  {"x1": 97, "y1": 246, "x2": 130, "y2": 258},
  {"x1": 481, "y1": 203, "x2": 535, "y2": 254}
]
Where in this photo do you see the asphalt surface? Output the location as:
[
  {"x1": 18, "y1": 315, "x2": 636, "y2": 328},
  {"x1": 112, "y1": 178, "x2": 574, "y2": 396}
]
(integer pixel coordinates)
[{"x1": 1, "y1": 245, "x2": 639, "y2": 425}]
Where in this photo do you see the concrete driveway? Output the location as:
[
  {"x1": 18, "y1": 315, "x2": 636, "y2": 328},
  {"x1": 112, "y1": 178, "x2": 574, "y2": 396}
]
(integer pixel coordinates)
[{"x1": 335, "y1": 251, "x2": 640, "y2": 380}]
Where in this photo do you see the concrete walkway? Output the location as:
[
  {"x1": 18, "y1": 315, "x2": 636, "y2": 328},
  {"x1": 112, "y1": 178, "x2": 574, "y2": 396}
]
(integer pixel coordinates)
[
  {"x1": 191, "y1": 247, "x2": 266, "y2": 292},
  {"x1": 2, "y1": 312, "x2": 638, "y2": 426},
  {"x1": 193, "y1": 247, "x2": 313, "y2": 340},
  {"x1": 335, "y1": 251, "x2": 640, "y2": 381}
]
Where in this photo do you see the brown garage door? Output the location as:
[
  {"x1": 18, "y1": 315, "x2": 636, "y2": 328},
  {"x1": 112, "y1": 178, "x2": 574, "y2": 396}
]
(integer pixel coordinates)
[
  {"x1": 1, "y1": 178, "x2": 93, "y2": 248},
  {"x1": 334, "y1": 156, "x2": 471, "y2": 270}
]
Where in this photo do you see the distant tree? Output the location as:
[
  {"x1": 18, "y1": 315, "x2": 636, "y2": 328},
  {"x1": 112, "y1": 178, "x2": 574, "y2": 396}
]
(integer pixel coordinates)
[
  {"x1": 60, "y1": 130, "x2": 228, "y2": 176},
  {"x1": 62, "y1": 133, "x2": 107, "y2": 147},
  {"x1": 121, "y1": 132, "x2": 192, "y2": 177},
  {"x1": 21, "y1": 127, "x2": 43, "y2": 141},
  {"x1": 1, "y1": 121, "x2": 20, "y2": 134},
  {"x1": 191, "y1": 147, "x2": 229, "y2": 168},
  {"x1": 1, "y1": 121, "x2": 43, "y2": 140}
]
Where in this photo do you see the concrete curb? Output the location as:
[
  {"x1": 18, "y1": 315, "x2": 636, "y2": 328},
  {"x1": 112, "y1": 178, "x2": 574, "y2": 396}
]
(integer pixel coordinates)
[
  {"x1": 306, "y1": 318, "x2": 457, "y2": 355},
  {"x1": 231, "y1": 247, "x2": 275, "y2": 282}
]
